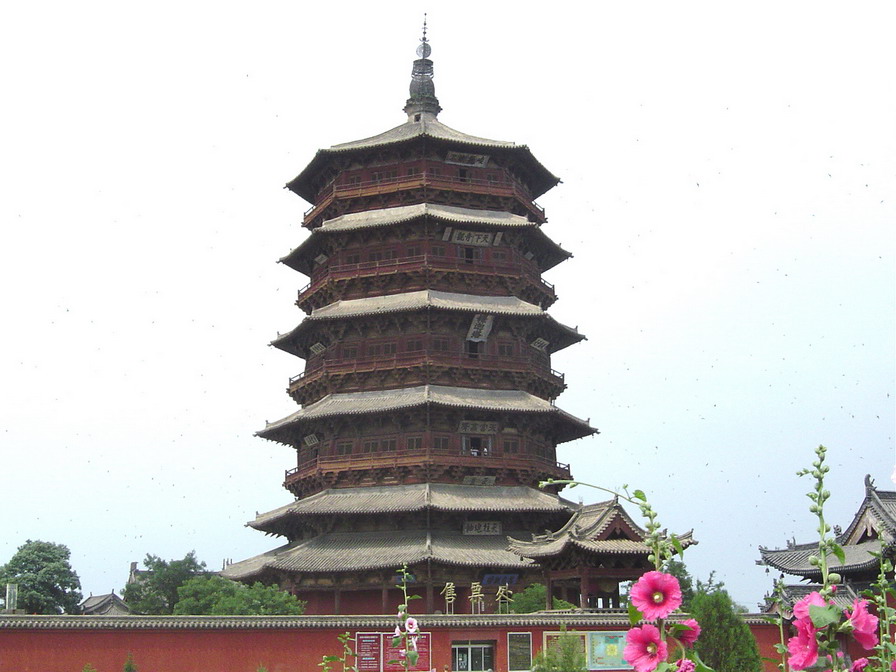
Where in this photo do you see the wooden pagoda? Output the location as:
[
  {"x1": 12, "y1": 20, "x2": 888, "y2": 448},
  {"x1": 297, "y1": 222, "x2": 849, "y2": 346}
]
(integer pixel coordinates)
[{"x1": 224, "y1": 29, "x2": 598, "y2": 615}]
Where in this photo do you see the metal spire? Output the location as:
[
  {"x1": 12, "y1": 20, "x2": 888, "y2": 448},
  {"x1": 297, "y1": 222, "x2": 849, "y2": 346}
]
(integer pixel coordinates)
[{"x1": 404, "y1": 14, "x2": 442, "y2": 119}]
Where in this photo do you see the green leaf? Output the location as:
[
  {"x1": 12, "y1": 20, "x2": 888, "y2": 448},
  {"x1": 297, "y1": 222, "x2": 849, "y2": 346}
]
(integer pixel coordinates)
[
  {"x1": 628, "y1": 601, "x2": 642, "y2": 625},
  {"x1": 632, "y1": 489, "x2": 647, "y2": 502},
  {"x1": 407, "y1": 651, "x2": 419, "y2": 667},
  {"x1": 808, "y1": 603, "x2": 841, "y2": 628},
  {"x1": 830, "y1": 543, "x2": 846, "y2": 565},
  {"x1": 671, "y1": 536, "x2": 684, "y2": 556}
]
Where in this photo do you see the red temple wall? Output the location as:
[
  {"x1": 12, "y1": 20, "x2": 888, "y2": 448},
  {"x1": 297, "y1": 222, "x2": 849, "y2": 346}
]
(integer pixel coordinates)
[{"x1": 0, "y1": 619, "x2": 786, "y2": 672}]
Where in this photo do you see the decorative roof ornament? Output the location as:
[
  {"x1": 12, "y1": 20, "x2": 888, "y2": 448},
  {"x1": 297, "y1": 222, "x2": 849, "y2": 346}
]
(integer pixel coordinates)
[{"x1": 404, "y1": 14, "x2": 442, "y2": 119}]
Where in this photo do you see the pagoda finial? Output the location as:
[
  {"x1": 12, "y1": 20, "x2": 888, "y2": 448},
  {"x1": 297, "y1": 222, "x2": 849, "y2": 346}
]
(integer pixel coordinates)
[{"x1": 404, "y1": 14, "x2": 442, "y2": 119}]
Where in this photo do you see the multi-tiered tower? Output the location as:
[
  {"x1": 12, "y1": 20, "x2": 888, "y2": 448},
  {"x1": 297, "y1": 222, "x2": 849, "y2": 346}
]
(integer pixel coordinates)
[{"x1": 224, "y1": 30, "x2": 595, "y2": 615}]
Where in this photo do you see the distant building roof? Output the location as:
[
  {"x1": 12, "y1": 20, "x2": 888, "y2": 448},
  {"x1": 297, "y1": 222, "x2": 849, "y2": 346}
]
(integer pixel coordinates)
[
  {"x1": 758, "y1": 475, "x2": 896, "y2": 581},
  {"x1": 250, "y1": 483, "x2": 575, "y2": 536},
  {"x1": 79, "y1": 591, "x2": 131, "y2": 616}
]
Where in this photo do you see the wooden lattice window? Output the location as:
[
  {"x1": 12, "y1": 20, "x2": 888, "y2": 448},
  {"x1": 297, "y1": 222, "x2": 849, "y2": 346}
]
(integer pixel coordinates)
[{"x1": 406, "y1": 436, "x2": 422, "y2": 450}]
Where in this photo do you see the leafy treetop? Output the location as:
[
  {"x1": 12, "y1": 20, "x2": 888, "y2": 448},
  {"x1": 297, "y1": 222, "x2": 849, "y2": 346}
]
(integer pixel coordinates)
[
  {"x1": 0, "y1": 539, "x2": 82, "y2": 614},
  {"x1": 122, "y1": 551, "x2": 206, "y2": 615}
]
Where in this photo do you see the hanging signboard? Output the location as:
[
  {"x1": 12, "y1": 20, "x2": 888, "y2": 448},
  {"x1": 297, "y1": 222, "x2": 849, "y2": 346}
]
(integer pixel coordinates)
[
  {"x1": 466, "y1": 314, "x2": 494, "y2": 342},
  {"x1": 451, "y1": 229, "x2": 494, "y2": 247},
  {"x1": 458, "y1": 420, "x2": 499, "y2": 434},
  {"x1": 462, "y1": 521, "x2": 502, "y2": 535},
  {"x1": 445, "y1": 151, "x2": 489, "y2": 167}
]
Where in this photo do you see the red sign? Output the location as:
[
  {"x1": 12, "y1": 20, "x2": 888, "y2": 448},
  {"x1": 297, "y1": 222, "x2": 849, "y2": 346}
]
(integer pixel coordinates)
[
  {"x1": 383, "y1": 632, "x2": 431, "y2": 672},
  {"x1": 356, "y1": 632, "x2": 382, "y2": 672}
]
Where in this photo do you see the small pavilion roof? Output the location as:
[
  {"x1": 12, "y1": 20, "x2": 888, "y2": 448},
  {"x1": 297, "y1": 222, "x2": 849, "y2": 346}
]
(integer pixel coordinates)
[
  {"x1": 250, "y1": 483, "x2": 575, "y2": 536},
  {"x1": 222, "y1": 529, "x2": 534, "y2": 581},
  {"x1": 279, "y1": 203, "x2": 570, "y2": 274},
  {"x1": 258, "y1": 384, "x2": 594, "y2": 444},
  {"x1": 508, "y1": 498, "x2": 695, "y2": 560},
  {"x1": 286, "y1": 113, "x2": 559, "y2": 202},
  {"x1": 272, "y1": 289, "x2": 583, "y2": 357},
  {"x1": 759, "y1": 582, "x2": 868, "y2": 615},
  {"x1": 758, "y1": 475, "x2": 896, "y2": 581}
]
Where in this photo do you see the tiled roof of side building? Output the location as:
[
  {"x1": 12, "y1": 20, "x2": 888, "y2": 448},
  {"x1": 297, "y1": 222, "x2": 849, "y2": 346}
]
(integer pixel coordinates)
[
  {"x1": 221, "y1": 529, "x2": 535, "y2": 580},
  {"x1": 508, "y1": 499, "x2": 695, "y2": 560},
  {"x1": 249, "y1": 483, "x2": 576, "y2": 534},
  {"x1": 758, "y1": 539, "x2": 883, "y2": 578}
]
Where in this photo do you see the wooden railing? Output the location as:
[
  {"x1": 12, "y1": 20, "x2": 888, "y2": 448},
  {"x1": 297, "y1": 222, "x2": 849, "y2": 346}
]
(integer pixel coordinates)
[
  {"x1": 288, "y1": 351, "x2": 564, "y2": 387},
  {"x1": 298, "y1": 255, "x2": 555, "y2": 300},
  {"x1": 284, "y1": 448, "x2": 571, "y2": 481},
  {"x1": 303, "y1": 171, "x2": 545, "y2": 224}
]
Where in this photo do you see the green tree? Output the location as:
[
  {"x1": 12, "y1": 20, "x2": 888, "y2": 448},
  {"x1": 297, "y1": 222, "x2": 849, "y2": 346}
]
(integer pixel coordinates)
[
  {"x1": 0, "y1": 540, "x2": 82, "y2": 614},
  {"x1": 173, "y1": 575, "x2": 305, "y2": 615},
  {"x1": 665, "y1": 558, "x2": 695, "y2": 608},
  {"x1": 689, "y1": 584, "x2": 761, "y2": 672},
  {"x1": 510, "y1": 583, "x2": 577, "y2": 613},
  {"x1": 531, "y1": 627, "x2": 587, "y2": 672},
  {"x1": 122, "y1": 551, "x2": 206, "y2": 614}
]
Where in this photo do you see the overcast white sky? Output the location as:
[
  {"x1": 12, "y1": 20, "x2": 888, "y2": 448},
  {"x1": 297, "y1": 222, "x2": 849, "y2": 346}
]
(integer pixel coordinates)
[{"x1": 1, "y1": 1, "x2": 893, "y2": 610}]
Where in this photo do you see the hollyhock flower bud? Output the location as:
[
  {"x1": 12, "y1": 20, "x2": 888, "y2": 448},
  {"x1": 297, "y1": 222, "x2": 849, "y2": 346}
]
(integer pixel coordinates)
[
  {"x1": 677, "y1": 619, "x2": 701, "y2": 647},
  {"x1": 630, "y1": 571, "x2": 682, "y2": 620}
]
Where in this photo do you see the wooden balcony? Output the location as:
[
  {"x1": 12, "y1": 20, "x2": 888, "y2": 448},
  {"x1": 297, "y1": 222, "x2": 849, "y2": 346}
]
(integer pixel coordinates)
[
  {"x1": 303, "y1": 171, "x2": 546, "y2": 226},
  {"x1": 289, "y1": 351, "x2": 565, "y2": 391},
  {"x1": 283, "y1": 447, "x2": 572, "y2": 492},
  {"x1": 297, "y1": 254, "x2": 556, "y2": 309}
]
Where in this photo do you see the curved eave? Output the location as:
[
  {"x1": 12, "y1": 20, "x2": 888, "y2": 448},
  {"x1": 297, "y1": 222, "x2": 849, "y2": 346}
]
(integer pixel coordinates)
[
  {"x1": 287, "y1": 122, "x2": 559, "y2": 203},
  {"x1": 249, "y1": 484, "x2": 576, "y2": 536},
  {"x1": 758, "y1": 540, "x2": 886, "y2": 579},
  {"x1": 223, "y1": 530, "x2": 534, "y2": 581},
  {"x1": 257, "y1": 385, "x2": 595, "y2": 444},
  {"x1": 278, "y1": 203, "x2": 570, "y2": 275},
  {"x1": 271, "y1": 290, "x2": 583, "y2": 358}
]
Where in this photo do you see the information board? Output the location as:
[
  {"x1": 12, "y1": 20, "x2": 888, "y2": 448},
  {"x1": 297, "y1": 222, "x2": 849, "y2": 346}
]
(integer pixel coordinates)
[{"x1": 507, "y1": 632, "x2": 532, "y2": 672}]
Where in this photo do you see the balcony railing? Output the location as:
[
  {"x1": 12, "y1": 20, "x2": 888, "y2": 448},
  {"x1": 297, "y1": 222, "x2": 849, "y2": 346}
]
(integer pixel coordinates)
[
  {"x1": 298, "y1": 254, "x2": 555, "y2": 301},
  {"x1": 288, "y1": 351, "x2": 564, "y2": 388},
  {"x1": 284, "y1": 447, "x2": 570, "y2": 481},
  {"x1": 303, "y1": 171, "x2": 545, "y2": 225}
]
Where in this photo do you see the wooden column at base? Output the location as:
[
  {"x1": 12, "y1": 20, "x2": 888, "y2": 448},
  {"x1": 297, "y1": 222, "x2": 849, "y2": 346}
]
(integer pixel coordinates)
[
  {"x1": 382, "y1": 585, "x2": 389, "y2": 615},
  {"x1": 334, "y1": 588, "x2": 341, "y2": 615}
]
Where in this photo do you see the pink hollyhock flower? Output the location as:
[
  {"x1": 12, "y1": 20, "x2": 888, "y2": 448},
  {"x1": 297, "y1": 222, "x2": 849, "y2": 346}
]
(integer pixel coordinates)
[
  {"x1": 624, "y1": 624, "x2": 668, "y2": 672},
  {"x1": 405, "y1": 616, "x2": 419, "y2": 633},
  {"x1": 630, "y1": 571, "x2": 683, "y2": 620},
  {"x1": 792, "y1": 591, "x2": 827, "y2": 622},
  {"x1": 677, "y1": 619, "x2": 701, "y2": 647},
  {"x1": 851, "y1": 658, "x2": 869, "y2": 672},
  {"x1": 674, "y1": 660, "x2": 696, "y2": 672},
  {"x1": 787, "y1": 618, "x2": 819, "y2": 671},
  {"x1": 393, "y1": 626, "x2": 401, "y2": 637},
  {"x1": 844, "y1": 599, "x2": 879, "y2": 650},
  {"x1": 890, "y1": 660, "x2": 896, "y2": 671}
]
